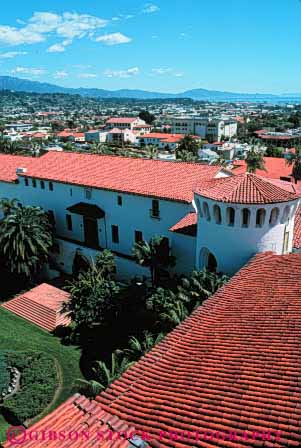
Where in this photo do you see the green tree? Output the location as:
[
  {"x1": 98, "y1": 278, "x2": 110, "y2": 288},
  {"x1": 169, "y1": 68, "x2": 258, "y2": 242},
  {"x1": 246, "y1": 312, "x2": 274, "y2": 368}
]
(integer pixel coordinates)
[
  {"x1": 95, "y1": 250, "x2": 116, "y2": 279},
  {"x1": 0, "y1": 204, "x2": 54, "y2": 277},
  {"x1": 144, "y1": 145, "x2": 158, "y2": 159},
  {"x1": 286, "y1": 147, "x2": 301, "y2": 183},
  {"x1": 265, "y1": 147, "x2": 283, "y2": 158},
  {"x1": 139, "y1": 110, "x2": 156, "y2": 124},
  {"x1": 132, "y1": 236, "x2": 176, "y2": 287},
  {"x1": 245, "y1": 148, "x2": 266, "y2": 173},
  {"x1": 64, "y1": 260, "x2": 120, "y2": 328},
  {"x1": 123, "y1": 331, "x2": 164, "y2": 360},
  {"x1": 176, "y1": 135, "x2": 200, "y2": 160},
  {"x1": 146, "y1": 287, "x2": 189, "y2": 330}
]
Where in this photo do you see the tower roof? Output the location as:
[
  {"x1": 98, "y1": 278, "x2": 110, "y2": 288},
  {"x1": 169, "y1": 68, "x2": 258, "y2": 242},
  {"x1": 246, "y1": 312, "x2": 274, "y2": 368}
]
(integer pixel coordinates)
[{"x1": 195, "y1": 172, "x2": 300, "y2": 204}]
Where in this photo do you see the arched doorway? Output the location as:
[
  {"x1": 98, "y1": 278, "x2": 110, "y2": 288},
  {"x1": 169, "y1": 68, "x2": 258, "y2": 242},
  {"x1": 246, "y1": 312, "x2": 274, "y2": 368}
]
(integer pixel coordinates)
[{"x1": 199, "y1": 247, "x2": 218, "y2": 272}]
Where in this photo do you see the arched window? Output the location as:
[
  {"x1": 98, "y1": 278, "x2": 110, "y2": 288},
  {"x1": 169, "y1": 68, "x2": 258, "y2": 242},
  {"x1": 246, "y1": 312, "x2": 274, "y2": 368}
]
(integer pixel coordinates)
[
  {"x1": 203, "y1": 202, "x2": 210, "y2": 221},
  {"x1": 256, "y1": 208, "x2": 266, "y2": 227},
  {"x1": 269, "y1": 207, "x2": 279, "y2": 226},
  {"x1": 213, "y1": 204, "x2": 222, "y2": 224},
  {"x1": 195, "y1": 198, "x2": 203, "y2": 216},
  {"x1": 226, "y1": 207, "x2": 235, "y2": 226},
  {"x1": 281, "y1": 205, "x2": 290, "y2": 224},
  {"x1": 241, "y1": 208, "x2": 250, "y2": 227}
]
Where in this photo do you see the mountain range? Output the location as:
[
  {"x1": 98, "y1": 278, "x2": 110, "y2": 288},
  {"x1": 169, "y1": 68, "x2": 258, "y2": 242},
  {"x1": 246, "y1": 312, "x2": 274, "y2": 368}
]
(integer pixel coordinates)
[{"x1": 1, "y1": 75, "x2": 301, "y2": 102}]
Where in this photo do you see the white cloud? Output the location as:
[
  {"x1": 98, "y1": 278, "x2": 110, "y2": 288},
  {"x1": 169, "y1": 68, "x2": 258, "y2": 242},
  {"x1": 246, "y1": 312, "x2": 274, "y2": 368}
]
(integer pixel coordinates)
[
  {"x1": 53, "y1": 70, "x2": 68, "y2": 79},
  {"x1": 142, "y1": 4, "x2": 160, "y2": 13},
  {"x1": 78, "y1": 73, "x2": 97, "y2": 79},
  {"x1": 95, "y1": 32, "x2": 131, "y2": 45},
  {"x1": 47, "y1": 43, "x2": 66, "y2": 53},
  {"x1": 0, "y1": 51, "x2": 27, "y2": 59},
  {"x1": 104, "y1": 67, "x2": 140, "y2": 78},
  {"x1": 0, "y1": 11, "x2": 108, "y2": 49},
  {"x1": 11, "y1": 66, "x2": 46, "y2": 76},
  {"x1": 152, "y1": 67, "x2": 172, "y2": 75},
  {"x1": 174, "y1": 72, "x2": 184, "y2": 77}
]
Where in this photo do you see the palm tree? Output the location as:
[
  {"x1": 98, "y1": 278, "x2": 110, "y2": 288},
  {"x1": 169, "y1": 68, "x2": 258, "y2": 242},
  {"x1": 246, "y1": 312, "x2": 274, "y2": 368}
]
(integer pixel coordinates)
[
  {"x1": 132, "y1": 236, "x2": 176, "y2": 287},
  {"x1": 123, "y1": 331, "x2": 164, "y2": 360},
  {"x1": 245, "y1": 148, "x2": 266, "y2": 173},
  {"x1": 177, "y1": 135, "x2": 200, "y2": 155},
  {"x1": 143, "y1": 145, "x2": 158, "y2": 159},
  {"x1": 0, "y1": 198, "x2": 19, "y2": 217},
  {"x1": 0, "y1": 204, "x2": 54, "y2": 277},
  {"x1": 286, "y1": 147, "x2": 301, "y2": 183},
  {"x1": 160, "y1": 301, "x2": 189, "y2": 326},
  {"x1": 76, "y1": 351, "x2": 134, "y2": 397}
]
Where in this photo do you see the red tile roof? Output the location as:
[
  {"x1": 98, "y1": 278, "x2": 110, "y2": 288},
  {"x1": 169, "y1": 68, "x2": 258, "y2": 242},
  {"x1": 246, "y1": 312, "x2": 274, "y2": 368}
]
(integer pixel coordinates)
[
  {"x1": 169, "y1": 211, "x2": 197, "y2": 236},
  {"x1": 107, "y1": 117, "x2": 138, "y2": 124},
  {"x1": 293, "y1": 205, "x2": 301, "y2": 249},
  {"x1": 2, "y1": 393, "x2": 141, "y2": 447},
  {"x1": 1, "y1": 283, "x2": 70, "y2": 331},
  {"x1": 0, "y1": 153, "x2": 36, "y2": 183},
  {"x1": 18, "y1": 152, "x2": 221, "y2": 203},
  {"x1": 232, "y1": 157, "x2": 295, "y2": 181},
  {"x1": 195, "y1": 172, "x2": 300, "y2": 204},
  {"x1": 96, "y1": 252, "x2": 301, "y2": 447}
]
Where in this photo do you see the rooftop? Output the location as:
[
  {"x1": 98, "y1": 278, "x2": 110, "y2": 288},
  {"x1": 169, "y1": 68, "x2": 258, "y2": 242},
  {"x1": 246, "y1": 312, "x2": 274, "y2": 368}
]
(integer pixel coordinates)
[
  {"x1": 96, "y1": 252, "x2": 301, "y2": 447},
  {"x1": 106, "y1": 117, "x2": 138, "y2": 124},
  {"x1": 232, "y1": 157, "x2": 295, "y2": 180},
  {"x1": 15, "y1": 152, "x2": 221, "y2": 203},
  {"x1": 195, "y1": 172, "x2": 300, "y2": 204},
  {"x1": 1, "y1": 283, "x2": 70, "y2": 331}
]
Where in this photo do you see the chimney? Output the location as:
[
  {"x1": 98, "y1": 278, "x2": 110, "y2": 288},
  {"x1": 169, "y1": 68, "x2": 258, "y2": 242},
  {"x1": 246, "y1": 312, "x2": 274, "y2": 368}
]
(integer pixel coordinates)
[{"x1": 16, "y1": 167, "x2": 27, "y2": 175}]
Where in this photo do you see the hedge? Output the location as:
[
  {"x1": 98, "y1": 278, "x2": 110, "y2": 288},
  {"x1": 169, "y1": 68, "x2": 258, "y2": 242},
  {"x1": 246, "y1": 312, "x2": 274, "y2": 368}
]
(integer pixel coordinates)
[
  {"x1": 0, "y1": 352, "x2": 9, "y2": 396},
  {"x1": 1, "y1": 351, "x2": 58, "y2": 424}
]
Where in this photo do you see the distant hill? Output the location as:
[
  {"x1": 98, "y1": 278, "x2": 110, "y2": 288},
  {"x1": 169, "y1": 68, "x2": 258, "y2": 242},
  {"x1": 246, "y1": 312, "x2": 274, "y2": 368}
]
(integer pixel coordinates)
[{"x1": 0, "y1": 75, "x2": 300, "y2": 102}]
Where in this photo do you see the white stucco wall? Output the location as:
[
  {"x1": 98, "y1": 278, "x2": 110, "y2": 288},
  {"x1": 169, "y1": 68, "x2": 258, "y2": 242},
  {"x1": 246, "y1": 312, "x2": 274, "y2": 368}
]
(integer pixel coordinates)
[{"x1": 194, "y1": 193, "x2": 300, "y2": 275}]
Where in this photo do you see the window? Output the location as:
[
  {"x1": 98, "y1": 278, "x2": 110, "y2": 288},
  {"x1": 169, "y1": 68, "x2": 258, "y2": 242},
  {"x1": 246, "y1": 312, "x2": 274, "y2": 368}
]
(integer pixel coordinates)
[
  {"x1": 66, "y1": 214, "x2": 73, "y2": 231},
  {"x1": 135, "y1": 230, "x2": 143, "y2": 243},
  {"x1": 70, "y1": 188, "x2": 73, "y2": 196},
  {"x1": 269, "y1": 207, "x2": 279, "y2": 226},
  {"x1": 213, "y1": 204, "x2": 222, "y2": 224},
  {"x1": 151, "y1": 199, "x2": 160, "y2": 218},
  {"x1": 241, "y1": 208, "x2": 250, "y2": 227},
  {"x1": 117, "y1": 195, "x2": 123, "y2": 206},
  {"x1": 256, "y1": 208, "x2": 266, "y2": 227},
  {"x1": 40, "y1": 180, "x2": 45, "y2": 189},
  {"x1": 32, "y1": 179, "x2": 37, "y2": 188},
  {"x1": 49, "y1": 182, "x2": 54, "y2": 191},
  {"x1": 203, "y1": 202, "x2": 210, "y2": 221},
  {"x1": 281, "y1": 205, "x2": 290, "y2": 224},
  {"x1": 48, "y1": 210, "x2": 56, "y2": 228},
  {"x1": 24, "y1": 178, "x2": 29, "y2": 187},
  {"x1": 226, "y1": 207, "x2": 235, "y2": 226},
  {"x1": 85, "y1": 188, "x2": 92, "y2": 200},
  {"x1": 112, "y1": 225, "x2": 119, "y2": 243}
]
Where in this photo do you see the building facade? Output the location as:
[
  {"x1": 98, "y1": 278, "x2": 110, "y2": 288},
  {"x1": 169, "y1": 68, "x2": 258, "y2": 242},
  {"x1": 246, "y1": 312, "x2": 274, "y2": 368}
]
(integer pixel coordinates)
[{"x1": 171, "y1": 117, "x2": 238, "y2": 141}]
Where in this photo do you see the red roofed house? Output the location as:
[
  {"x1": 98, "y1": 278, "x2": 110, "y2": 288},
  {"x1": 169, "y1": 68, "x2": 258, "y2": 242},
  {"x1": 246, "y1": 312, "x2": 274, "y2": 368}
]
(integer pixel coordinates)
[
  {"x1": 6, "y1": 251, "x2": 301, "y2": 447},
  {"x1": 139, "y1": 133, "x2": 201, "y2": 151},
  {"x1": 106, "y1": 117, "x2": 146, "y2": 130},
  {"x1": 1, "y1": 283, "x2": 70, "y2": 332}
]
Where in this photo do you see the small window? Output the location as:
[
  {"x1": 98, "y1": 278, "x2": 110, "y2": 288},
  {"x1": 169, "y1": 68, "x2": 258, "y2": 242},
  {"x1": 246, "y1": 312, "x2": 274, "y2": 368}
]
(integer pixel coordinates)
[
  {"x1": 151, "y1": 199, "x2": 160, "y2": 218},
  {"x1": 213, "y1": 204, "x2": 222, "y2": 224},
  {"x1": 112, "y1": 225, "x2": 119, "y2": 243},
  {"x1": 70, "y1": 188, "x2": 73, "y2": 196},
  {"x1": 135, "y1": 230, "x2": 143, "y2": 243},
  {"x1": 227, "y1": 207, "x2": 235, "y2": 226},
  {"x1": 48, "y1": 210, "x2": 56, "y2": 228},
  {"x1": 85, "y1": 188, "x2": 92, "y2": 200},
  {"x1": 256, "y1": 208, "x2": 266, "y2": 227},
  {"x1": 203, "y1": 202, "x2": 210, "y2": 221},
  {"x1": 49, "y1": 182, "x2": 54, "y2": 191},
  {"x1": 66, "y1": 214, "x2": 73, "y2": 231},
  {"x1": 24, "y1": 178, "x2": 29, "y2": 187},
  {"x1": 241, "y1": 208, "x2": 250, "y2": 227},
  {"x1": 32, "y1": 179, "x2": 37, "y2": 188},
  {"x1": 281, "y1": 205, "x2": 290, "y2": 224},
  {"x1": 40, "y1": 180, "x2": 45, "y2": 189},
  {"x1": 117, "y1": 195, "x2": 122, "y2": 206},
  {"x1": 269, "y1": 207, "x2": 279, "y2": 226}
]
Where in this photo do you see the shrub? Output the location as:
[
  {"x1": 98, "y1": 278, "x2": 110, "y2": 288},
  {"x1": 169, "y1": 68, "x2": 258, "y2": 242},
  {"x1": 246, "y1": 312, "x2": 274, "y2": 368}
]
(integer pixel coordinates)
[
  {"x1": 2, "y1": 351, "x2": 57, "y2": 424},
  {"x1": 0, "y1": 351, "x2": 9, "y2": 396}
]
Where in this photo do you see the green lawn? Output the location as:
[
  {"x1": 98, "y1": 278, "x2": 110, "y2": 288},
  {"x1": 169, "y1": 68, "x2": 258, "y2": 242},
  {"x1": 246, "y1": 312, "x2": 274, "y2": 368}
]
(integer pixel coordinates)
[{"x1": 0, "y1": 308, "x2": 83, "y2": 442}]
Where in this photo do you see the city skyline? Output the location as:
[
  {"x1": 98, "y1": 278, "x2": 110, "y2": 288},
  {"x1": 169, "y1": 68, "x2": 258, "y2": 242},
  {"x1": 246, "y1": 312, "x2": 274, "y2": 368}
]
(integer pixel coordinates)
[{"x1": 0, "y1": 0, "x2": 301, "y2": 93}]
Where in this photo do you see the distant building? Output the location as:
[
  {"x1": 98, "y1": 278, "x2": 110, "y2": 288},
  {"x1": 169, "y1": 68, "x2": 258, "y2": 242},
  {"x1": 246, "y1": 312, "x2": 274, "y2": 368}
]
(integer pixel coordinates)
[
  {"x1": 85, "y1": 130, "x2": 108, "y2": 143},
  {"x1": 139, "y1": 133, "x2": 200, "y2": 151},
  {"x1": 171, "y1": 116, "x2": 237, "y2": 141},
  {"x1": 106, "y1": 117, "x2": 146, "y2": 130},
  {"x1": 106, "y1": 128, "x2": 137, "y2": 145}
]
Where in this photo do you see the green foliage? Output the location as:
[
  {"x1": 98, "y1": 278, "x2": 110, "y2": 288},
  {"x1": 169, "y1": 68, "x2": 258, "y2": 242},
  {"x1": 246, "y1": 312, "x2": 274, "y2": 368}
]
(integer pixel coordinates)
[
  {"x1": 138, "y1": 110, "x2": 156, "y2": 124},
  {"x1": 286, "y1": 147, "x2": 301, "y2": 182},
  {"x1": 123, "y1": 331, "x2": 164, "y2": 360},
  {"x1": 64, "y1": 257, "x2": 120, "y2": 328},
  {"x1": 245, "y1": 148, "x2": 266, "y2": 173},
  {"x1": 2, "y1": 351, "x2": 57, "y2": 423},
  {"x1": 265, "y1": 147, "x2": 283, "y2": 158},
  {"x1": 95, "y1": 250, "x2": 116, "y2": 279},
  {"x1": 132, "y1": 235, "x2": 176, "y2": 287},
  {"x1": 0, "y1": 204, "x2": 54, "y2": 278},
  {"x1": 0, "y1": 352, "x2": 9, "y2": 396},
  {"x1": 176, "y1": 135, "x2": 200, "y2": 161}
]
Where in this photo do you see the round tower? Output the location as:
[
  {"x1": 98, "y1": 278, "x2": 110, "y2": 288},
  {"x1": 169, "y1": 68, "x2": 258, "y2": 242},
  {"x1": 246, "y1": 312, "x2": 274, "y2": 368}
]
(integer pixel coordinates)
[{"x1": 194, "y1": 173, "x2": 300, "y2": 275}]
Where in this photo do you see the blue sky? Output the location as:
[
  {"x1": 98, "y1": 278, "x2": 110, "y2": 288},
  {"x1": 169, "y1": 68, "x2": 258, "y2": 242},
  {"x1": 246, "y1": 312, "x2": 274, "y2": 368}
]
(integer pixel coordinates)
[{"x1": 0, "y1": 0, "x2": 301, "y2": 93}]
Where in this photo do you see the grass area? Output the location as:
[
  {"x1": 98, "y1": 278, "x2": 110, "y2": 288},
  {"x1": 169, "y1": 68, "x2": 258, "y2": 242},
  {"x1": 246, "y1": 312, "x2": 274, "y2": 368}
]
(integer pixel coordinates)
[{"x1": 0, "y1": 308, "x2": 83, "y2": 442}]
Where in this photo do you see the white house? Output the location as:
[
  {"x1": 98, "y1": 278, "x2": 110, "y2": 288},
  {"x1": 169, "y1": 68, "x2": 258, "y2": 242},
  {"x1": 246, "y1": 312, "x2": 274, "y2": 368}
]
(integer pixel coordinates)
[
  {"x1": 106, "y1": 117, "x2": 146, "y2": 130},
  {"x1": 0, "y1": 153, "x2": 299, "y2": 281},
  {"x1": 85, "y1": 130, "x2": 108, "y2": 143},
  {"x1": 106, "y1": 128, "x2": 137, "y2": 145},
  {"x1": 171, "y1": 117, "x2": 238, "y2": 142}
]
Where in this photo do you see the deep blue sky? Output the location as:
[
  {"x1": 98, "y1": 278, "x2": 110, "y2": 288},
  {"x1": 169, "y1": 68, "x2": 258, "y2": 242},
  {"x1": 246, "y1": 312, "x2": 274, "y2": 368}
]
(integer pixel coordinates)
[{"x1": 0, "y1": 0, "x2": 301, "y2": 93}]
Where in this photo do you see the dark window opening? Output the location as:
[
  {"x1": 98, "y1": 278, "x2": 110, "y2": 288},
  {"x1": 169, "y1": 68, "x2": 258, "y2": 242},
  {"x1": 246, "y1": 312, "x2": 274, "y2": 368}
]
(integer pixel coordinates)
[
  {"x1": 40, "y1": 180, "x2": 45, "y2": 189},
  {"x1": 66, "y1": 214, "x2": 73, "y2": 231},
  {"x1": 151, "y1": 199, "x2": 160, "y2": 218},
  {"x1": 32, "y1": 179, "x2": 37, "y2": 188},
  {"x1": 117, "y1": 195, "x2": 122, "y2": 206},
  {"x1": 49, "y1": 182, "x2": 54, "y2": 191},
  {"x1": 135, "y1": 230, "x2": 143, "y2": 243},
  {"x1": 112, "y1": 225, "x2": 119, "y2": 243},
  {"x1": 24, "y1": 178, "x2": 29, "y2": 186}
]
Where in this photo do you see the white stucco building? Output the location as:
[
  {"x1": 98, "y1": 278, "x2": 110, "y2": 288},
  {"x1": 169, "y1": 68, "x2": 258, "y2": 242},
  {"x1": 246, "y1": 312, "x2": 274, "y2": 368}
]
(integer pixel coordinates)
[
  {"x1": 0, "y1": 152, "x2": 300, "y2": 280},
  {"x1": 171, "y1": 117, "x2": 238, "y2": 142}
]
